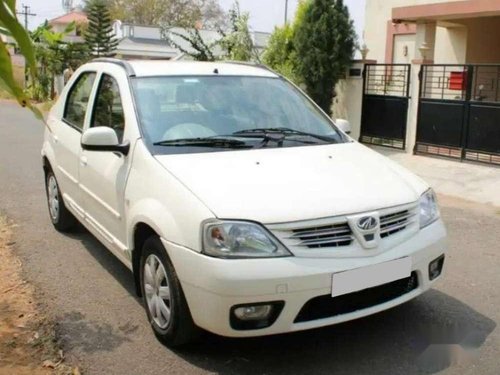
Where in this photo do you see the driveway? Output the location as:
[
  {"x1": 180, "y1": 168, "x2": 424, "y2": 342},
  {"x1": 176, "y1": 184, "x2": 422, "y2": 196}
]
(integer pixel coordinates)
[{"x1": 0, "y1": 101, "x2": 498, "y2": 375}]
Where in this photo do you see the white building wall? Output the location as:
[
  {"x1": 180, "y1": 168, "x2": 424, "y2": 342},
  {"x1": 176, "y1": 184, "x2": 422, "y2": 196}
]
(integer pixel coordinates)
[
  {"x1": 364, "y1": 0, "x2": 451, "y2": 63},
  {"x1": 434, "y1": 25, "x2": 467, "y2": 64},
  {"x1": 392, "y1": 34, "x2": 416, "y2": 63},
  {"x1": 132, "y1": 26, "x2": 162, "y2": 39}
]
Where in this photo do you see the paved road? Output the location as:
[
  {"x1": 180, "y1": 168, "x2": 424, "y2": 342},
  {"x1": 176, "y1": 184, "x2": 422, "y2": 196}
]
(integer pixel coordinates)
[{"x1": 0, "y1": 101, "x2": 498, "y2": 375}]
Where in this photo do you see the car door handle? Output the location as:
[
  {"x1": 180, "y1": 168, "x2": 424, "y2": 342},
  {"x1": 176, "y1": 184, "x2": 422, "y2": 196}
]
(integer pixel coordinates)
[{"x1": 80, "y1": 156, "x2": 88, "y2": 167}]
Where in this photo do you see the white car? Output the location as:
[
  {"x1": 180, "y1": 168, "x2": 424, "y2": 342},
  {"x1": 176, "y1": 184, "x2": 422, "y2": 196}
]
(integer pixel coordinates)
[{"x1": 42, "y1": 59, "x2": 447, "y2": 347}]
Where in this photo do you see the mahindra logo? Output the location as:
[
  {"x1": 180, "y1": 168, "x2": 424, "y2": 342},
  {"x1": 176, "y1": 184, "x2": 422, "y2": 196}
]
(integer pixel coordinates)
[{"x1": 357, "y1": 216, "x2": 378, "y2": 231}]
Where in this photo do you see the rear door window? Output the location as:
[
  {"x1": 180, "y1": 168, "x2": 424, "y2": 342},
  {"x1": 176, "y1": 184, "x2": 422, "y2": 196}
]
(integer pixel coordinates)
[{"x1": 63, "y1": 72, "x2": 96, "y2": 131}]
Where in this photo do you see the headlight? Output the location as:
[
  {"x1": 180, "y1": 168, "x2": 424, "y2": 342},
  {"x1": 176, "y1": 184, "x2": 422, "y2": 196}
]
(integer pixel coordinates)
[
  {"x1": 202, "y1": 220, "x2": 292, "y2": 258},
  {"x1": 419, "y1": 189, "x2": 440, "y2": 228}
]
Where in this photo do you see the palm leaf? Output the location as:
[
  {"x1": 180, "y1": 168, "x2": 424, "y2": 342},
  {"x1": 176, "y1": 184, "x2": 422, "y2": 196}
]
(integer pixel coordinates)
[
  {"x1": 0, "y1": 0, "x2": 42, "y2": 119},
  {"x1": 0, "y1": 39, "x2": 42, "y2": 118},
  {"x1": 0, "y1": 1, "x2": 36, "y2": 70}
]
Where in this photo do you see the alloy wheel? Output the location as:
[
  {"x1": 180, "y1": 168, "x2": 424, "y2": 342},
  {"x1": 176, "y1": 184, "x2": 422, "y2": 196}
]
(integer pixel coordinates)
[
  {"x1": 47, "y1": 175, "x2": 60, "y2": 221},
  {"x1": 143, "y1": 254, "x2": 172, "y2": 329}
]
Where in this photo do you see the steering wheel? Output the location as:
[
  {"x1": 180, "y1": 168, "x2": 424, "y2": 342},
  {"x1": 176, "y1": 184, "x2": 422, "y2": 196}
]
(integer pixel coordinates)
[{"x1": 162, "y1": 123, "x2": 217, "y2": 140}]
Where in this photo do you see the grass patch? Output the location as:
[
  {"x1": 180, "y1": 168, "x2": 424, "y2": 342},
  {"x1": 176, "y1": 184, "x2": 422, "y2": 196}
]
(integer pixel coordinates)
[
  {"x1": 0, "y1": 89, "x2": 13, "y2": 100},
  {"x1": 0, "y1": 215, "x2": 80, "y2": 374},
  {"x1": 0, "y1": 85, "x2": 16, "y2": 100},
  {"x1": 36, "y1": 100, "x2": 55, "y2": 113},
  {"x1": 0, "y1": 64, "x2": 24, "y2": 100},
  {"x1": 12, "y1": 64, "x2": 25, "y2": 85}
]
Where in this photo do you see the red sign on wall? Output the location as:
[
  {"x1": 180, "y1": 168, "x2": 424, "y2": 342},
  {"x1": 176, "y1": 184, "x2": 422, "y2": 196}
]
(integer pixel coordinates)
[{"x1": 449, "y1": 71, "x2": 466, "y2": 91}]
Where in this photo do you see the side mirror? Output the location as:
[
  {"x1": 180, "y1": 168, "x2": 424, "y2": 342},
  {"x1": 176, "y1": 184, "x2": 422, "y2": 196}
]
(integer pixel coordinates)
[
  {"x1": 336, "y1": 119, "x2": 351, "y2": 135},
  {"x1": 81, "y1": 127, "x2": 130, "y2": 155}
]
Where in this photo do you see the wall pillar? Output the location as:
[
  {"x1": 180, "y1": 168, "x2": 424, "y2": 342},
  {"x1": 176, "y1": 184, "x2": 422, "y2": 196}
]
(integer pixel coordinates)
[
  {"x1": 405, "y1": 64, "x2": 421, "y2": 154},
  {"x1": 404, "y1": 22, "x2": 436, "y2": 154},
  {"x1": 331, "y1": 60, "x2": 376, "y2": 141},
  {"x1": 412, "y1": 21, "x2": 436, "y2": 63}
]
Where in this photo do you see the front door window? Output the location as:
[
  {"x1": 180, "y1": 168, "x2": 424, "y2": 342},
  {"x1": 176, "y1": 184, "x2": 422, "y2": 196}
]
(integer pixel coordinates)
[{"x1": 91, "y1": 74, "x2": 125, "y2": 142}]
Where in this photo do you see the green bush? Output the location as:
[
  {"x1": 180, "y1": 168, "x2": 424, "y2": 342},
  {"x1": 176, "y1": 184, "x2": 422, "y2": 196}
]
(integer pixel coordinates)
[
  {"x1": 263, "y1": 24, "x2": 300, "y2": 84},
  {"x1": 294, "y1": 0, "x2": 357, "y2": 115}
]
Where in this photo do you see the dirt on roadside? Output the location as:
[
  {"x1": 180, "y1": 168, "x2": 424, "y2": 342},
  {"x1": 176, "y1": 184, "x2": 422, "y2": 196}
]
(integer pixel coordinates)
[{"x1": 0, "y1": 215, "x2": 79, "y2": 375}]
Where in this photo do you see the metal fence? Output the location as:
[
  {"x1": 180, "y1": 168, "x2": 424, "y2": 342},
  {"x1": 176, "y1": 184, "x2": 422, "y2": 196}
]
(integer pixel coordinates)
[{"x1": 416, "y1": 64, "x2": 500, "y2": 166}]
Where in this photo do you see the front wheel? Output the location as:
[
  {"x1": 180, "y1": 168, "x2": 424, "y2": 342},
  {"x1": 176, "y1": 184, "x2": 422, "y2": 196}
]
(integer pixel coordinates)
[
  {"x1": 45, "y1": 170, "x2": 76, "y2": 232},
  {"x1": 140, "y1": 236, "x2": 200, "y2": 347}
]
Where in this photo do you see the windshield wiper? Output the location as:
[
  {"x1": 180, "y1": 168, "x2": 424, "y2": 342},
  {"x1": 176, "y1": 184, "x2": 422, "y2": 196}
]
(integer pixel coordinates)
[
  {"x1": 153, "y1": 137, "x2": 251, "y2": 148},
  {"x1": 232, "y1": 127, "x2": 337, "y2": 143}
]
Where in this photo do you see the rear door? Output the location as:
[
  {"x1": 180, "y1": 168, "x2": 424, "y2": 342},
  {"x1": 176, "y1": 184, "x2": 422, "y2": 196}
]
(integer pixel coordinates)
[{"x1": 52, "y1": 71, "x2": 97, "y2": 216}]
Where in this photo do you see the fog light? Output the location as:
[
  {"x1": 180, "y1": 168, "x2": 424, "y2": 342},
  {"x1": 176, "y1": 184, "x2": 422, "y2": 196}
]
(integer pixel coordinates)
[
  {"x1": 429, "y1": 255, "x2": 445, "y2": 280},
  {"x1": 230, "y1": 301, "x2": 285, "y2": 330},
  {"x1": 234, "y1": 305, "x2": 272, "y2": 321}
]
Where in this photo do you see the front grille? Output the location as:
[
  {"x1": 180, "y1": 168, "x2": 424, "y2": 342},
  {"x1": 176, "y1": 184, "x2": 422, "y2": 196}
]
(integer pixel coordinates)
[
  {"x1": 289, "y1": 222, "x2": 353, "y2": 248},
  {"x1": 380, "y1": 210, "x2": 416, "y2": 238},
  {"x1": 294, "y1": 272, "x2": 418, "y2": 323}
]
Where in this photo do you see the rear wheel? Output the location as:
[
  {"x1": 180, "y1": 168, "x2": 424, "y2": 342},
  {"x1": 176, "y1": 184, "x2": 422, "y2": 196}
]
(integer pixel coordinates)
[
  {"x1": 140, "y1": 236, "x2": 200, "y2": 347},
  {"x1": 45, "y1": 170, "x2": 76, "y2": 232}
]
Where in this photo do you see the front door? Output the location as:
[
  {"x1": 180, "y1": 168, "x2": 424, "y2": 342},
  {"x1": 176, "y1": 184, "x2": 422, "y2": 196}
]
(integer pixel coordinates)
[{"x1": 79, "y1": 73, "x2": 131, "y2": 258}]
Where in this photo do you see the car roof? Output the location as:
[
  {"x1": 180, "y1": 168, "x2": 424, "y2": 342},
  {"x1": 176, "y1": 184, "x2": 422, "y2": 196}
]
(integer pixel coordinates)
[{"x1": 88, "y1": 59, "x2": 279, "y2": 78}]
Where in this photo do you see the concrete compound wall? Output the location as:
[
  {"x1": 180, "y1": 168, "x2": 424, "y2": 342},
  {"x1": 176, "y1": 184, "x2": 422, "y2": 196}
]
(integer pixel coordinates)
[
  {"x1": 332, "y1": 62, "x2": 420, "y2": 154},
  {"x1": 331, "y1": 63, "x2": 364, "y2": 141},
  {"x1": 339, "y1": 1, "x2": 500, "y2": 154}
]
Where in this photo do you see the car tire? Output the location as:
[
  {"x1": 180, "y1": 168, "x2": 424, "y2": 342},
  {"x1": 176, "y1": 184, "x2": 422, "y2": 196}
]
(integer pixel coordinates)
[
  {"x1": 45, "y1": 170, "x2": 76, "y2": 232},
  {"x1": 140, "y1": 236, "x2": 200, "y2": 347}
]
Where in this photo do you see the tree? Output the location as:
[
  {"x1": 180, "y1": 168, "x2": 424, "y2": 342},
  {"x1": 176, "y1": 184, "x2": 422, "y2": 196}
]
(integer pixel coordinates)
[
  {"x1": 167, "y1": 1, "x2": 256, "y2": 62},
  {"x1": 84, "y1": 0, "x2": 119, "y2": 57},
  {"x1": 199, "y1": 0, "x2": 227, "y2": 29},
  {"x1": 263, "y1": 24, "x2": 298, "y2": 82},
  {"x1": 293, "y1": 0, "x2": 357, "y2": 115},
  {"x1": 90, "y1": 0, "x2": 226, "y2": 29},
  {"x1": 218, "y1": 1, "x2": 255, "y2": 61},
  {"x1": 263, "y1": 0, "x2": 310, "y2": 84},
  {"x1": 0, "y1": 0, "x2": 40, "y2": 117},
  {"x1": 29, "y1": 21, "x2": 90, "y2": 101},
  {"x1": 30, "y1": 21, "x2": 66, "y2": 101},
  {"x1": 169, "y1": 28, "x2": 216, "y2": 61}
]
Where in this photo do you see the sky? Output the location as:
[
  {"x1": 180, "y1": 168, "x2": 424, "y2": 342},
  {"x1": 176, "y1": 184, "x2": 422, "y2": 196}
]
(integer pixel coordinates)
[{"x1": 20, "y1": 0, "x2": 366, "y2": 39}]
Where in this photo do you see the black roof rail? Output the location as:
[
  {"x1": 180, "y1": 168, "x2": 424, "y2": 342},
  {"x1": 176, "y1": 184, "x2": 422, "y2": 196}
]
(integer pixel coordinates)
[
  {"x1": 222, "y1": 60, "x2": 281, "y2": 77},
  {"x1": 91, "y1": 58, "x2": 136, "y2": 77}
]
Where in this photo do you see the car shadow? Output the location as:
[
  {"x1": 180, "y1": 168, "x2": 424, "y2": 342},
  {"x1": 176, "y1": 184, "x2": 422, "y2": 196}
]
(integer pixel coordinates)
[
  {"x1": 55, "y1": 311, "x2": 133, "y2": 355},
  {"x1": 64, "y1": 224, "x2": 496, "y2": 375},
  {"x1": 177, "y1": 293, "x2": 496, "y2": 375},
  {"x1": 63, "y1": 222, "x2": 138, "y2": 299}
]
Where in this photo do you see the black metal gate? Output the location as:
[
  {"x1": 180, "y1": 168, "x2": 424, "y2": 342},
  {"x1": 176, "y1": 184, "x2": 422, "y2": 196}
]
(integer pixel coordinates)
[
  {"x1": 416, "y1": 64, "x2": 500, "y2": 165},
  {"x1": 360, "y1": 64, "x2": 411, "y2": 150}
]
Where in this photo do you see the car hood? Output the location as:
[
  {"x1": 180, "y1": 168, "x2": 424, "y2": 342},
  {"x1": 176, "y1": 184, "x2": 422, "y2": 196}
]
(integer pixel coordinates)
[{"x1": 154, "y1": 142, "x2": 429, "y2": 224}]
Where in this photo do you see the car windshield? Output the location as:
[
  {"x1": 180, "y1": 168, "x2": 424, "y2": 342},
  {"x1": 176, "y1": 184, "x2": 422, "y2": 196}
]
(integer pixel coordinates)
[{"x1": 131, "y1": 75, "x2": 346, "y2": 153}]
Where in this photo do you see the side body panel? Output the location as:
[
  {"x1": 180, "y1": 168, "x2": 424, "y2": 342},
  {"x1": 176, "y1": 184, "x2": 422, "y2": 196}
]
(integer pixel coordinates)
[{"x1": 125, "y1": 141, "x2": 215, "y2": 253}]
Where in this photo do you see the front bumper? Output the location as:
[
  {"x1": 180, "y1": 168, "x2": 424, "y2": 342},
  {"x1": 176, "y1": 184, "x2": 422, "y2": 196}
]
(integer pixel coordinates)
[{"x1": 162, "y1": 220, "x2": 447, "y2": 337}]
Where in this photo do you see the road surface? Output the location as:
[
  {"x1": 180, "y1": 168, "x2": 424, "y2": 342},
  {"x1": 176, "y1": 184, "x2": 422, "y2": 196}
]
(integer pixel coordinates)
[{"x1": 0, "y1": 101, "x2": 498, "y2": 375}]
